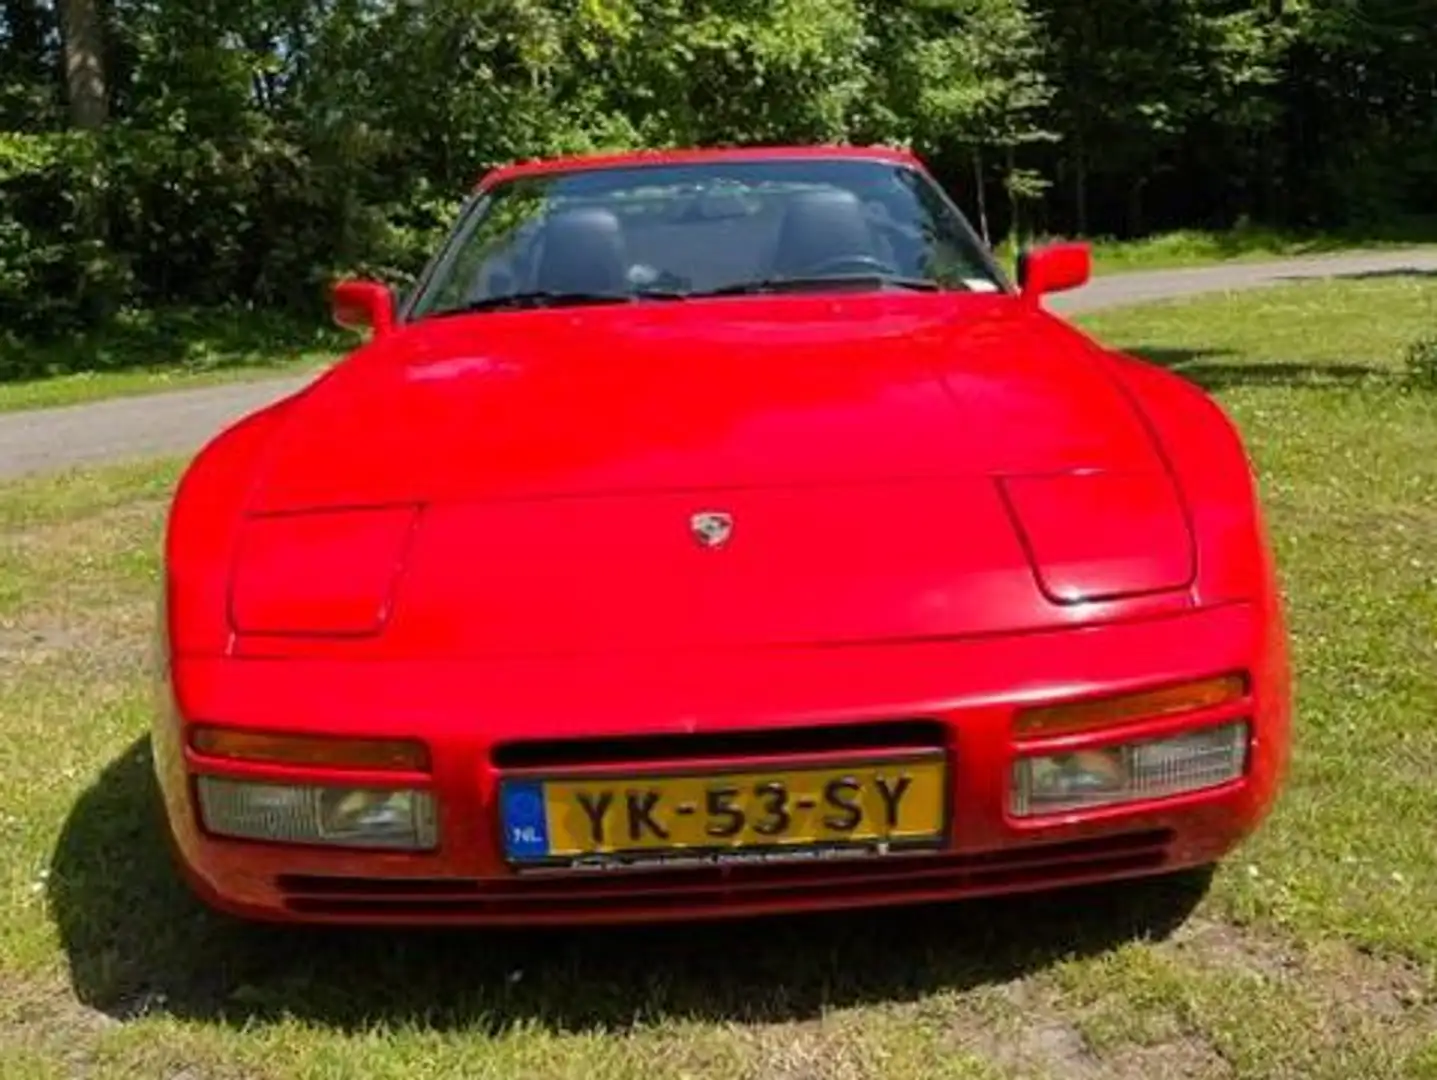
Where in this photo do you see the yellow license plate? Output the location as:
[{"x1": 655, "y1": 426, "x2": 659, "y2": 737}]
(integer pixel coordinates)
[{"x1": 500, "y1": 755, "x2": 948, "y2": 864}]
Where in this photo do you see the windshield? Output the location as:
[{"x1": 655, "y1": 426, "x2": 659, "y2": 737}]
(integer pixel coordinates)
[{"x1": 406, "y1": 158, "x2": 1008, "y2": 318}]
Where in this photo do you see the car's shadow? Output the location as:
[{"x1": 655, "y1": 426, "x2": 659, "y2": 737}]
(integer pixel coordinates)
[{"x1": 49, "y1": 737, "x2": 1212, "y2": 1035}]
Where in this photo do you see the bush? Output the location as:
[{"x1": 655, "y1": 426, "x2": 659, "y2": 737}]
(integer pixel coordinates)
[
  {"x1": 0, "y1": 132, "x2": 129, "y2": 338},
  {"x1": 1, "y1": 125, "x2": 438, "y2": 358},
  {"x1": 1403, "y1": 334, "x2": 1437, "y2": 389}
]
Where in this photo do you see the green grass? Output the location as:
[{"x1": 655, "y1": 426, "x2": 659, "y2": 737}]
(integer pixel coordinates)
[
  {"x1": 2, "y1": 276, "x2": 1437, "y2": 1077},
  {"x1": 1088, "y1": 225, "x2": 1436, "y2": 274},
  {"x1": 0, "y1": 306, "x2": 351, "y2": 412},
  {"x1": 994, "y1": 220, "x2": 1437, "y2": 276},
  {"x1": 5, "y1": 223, "x2": 1437, "y2": 415}
]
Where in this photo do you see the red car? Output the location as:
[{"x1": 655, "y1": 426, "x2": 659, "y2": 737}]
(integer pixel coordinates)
[{"x1": 153, "y1": 145, "x2": 1291, "y2": 926}]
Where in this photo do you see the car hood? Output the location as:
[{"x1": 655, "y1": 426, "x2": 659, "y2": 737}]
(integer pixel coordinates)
[
  {"x1": 223, "y1": 295, "x2": 1197, "y2": 654},
  {"x1": 245, "y1": 293, "x2": 1164, "y2": 511}
]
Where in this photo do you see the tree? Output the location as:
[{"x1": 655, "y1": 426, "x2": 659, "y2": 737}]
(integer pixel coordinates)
[
  {"x1": 6, "y1": 0, "x2": 1437, "y2": 346},
  {"x1": 59, "y1": 0, "x2": 108, "y2": 130},
  {"x1": 1029, "y1": 0, "x2": 1286, "y2": 236},
  {"x1": 1, "y1": 0, "x2": 61, "y2": 129},
  {"x1": 858, "y1": 0, "x2": 1053, "y2": 241}
]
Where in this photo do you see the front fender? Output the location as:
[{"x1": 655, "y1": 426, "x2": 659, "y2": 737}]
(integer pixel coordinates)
[
  {"x1": 1098, "y1": 350, "x2": 1272, "y2": 608},
  {"x1": 164, "y1": 397, "x2": 297, "y2": 658}
]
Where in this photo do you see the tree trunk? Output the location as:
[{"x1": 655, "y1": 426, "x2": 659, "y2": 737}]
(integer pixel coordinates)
[
  {"x1": 59, "y1": 0, "x2": 108, "y2": 130},
  {"x1": 57, "y1": 0, "x2": 113, "y2": 325},
  {"x1": 1073, "y1": 129, "x2": 1089, "y2": 236}
]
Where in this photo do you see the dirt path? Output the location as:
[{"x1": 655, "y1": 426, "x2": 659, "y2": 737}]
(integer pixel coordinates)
[{"x1": 2, "y1": 248, "x2": 1436, "y2": 481}]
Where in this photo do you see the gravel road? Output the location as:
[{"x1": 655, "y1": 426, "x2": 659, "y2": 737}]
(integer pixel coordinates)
[{"x1": 3, "y1": 247, "x2": 1435, "y2": 481}]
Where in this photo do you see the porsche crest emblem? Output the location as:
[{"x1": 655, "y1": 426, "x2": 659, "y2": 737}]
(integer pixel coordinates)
[{"x1": 690, "y1": 511, "x2": 734, "y2": 548}]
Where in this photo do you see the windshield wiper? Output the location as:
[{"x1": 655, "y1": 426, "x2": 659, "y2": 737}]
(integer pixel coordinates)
[
  {"x1": 693, "y1": 273, "x2": 945, "y2": 298},
  {"x1": 429, "y1": 288, "x2": 689, "y2": 317},
  {"x1": 424, "y1": 275, "x2": 940, "y2": 317}
]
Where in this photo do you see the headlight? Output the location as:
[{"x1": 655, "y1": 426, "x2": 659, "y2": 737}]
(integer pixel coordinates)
[
  {"x1": 1011, "y1": 722, "x2": 1248, "y2": 817},
  {"x1": 196, "y1": 777, "x2": 438, "y2": 850}
]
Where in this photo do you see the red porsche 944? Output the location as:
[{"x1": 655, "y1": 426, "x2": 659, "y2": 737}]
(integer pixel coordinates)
[{"x1": 153, "y1": 145, "x2": 1291, "y2": 926}]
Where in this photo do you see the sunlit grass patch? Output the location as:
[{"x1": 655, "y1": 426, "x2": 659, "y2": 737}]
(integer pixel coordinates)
[{"x1": 0, "y1": 307, "x2": 349, "y2": 413}]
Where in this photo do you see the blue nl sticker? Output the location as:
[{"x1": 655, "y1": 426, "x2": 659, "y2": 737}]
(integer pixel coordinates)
[{"x1": 501, "y1": 781, "x2": 550, "y2": 860}]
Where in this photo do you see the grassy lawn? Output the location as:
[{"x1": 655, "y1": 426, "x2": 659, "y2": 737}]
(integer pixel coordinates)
[
  {"x1": 994, "y1": 220, "x2": 1437, "y2": 276},
  {"x1": 0, "y1": 307, "x2": 350, "y2": 413},
  {"x1": 1, "y1": 275, "x2": 1436, "y2": 1078},
  {"x1": 4, "y1": 225, "x2": 1437, "y2": 415}
]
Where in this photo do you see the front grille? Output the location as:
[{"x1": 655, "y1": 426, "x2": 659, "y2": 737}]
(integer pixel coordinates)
[
  {"x1": 490, "y1": 719, "x2": 946, "y2": 770},
  {"x1": 275, "y1": 828, "x2": 1175, "y2": 921}
]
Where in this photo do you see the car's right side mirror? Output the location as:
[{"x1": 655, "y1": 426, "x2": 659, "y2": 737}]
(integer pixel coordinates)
[{"x1": 1016, "y1": 242, "x2": 1092, "y2": 304}]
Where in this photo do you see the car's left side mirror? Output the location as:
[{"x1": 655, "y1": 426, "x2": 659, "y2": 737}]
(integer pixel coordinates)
[
  {"x1": 1016, "y1": 242, "x2": 1092, "y2": 304},
  {"x1": 331, "y1": 279, "x2": 397, "y2": 338}
]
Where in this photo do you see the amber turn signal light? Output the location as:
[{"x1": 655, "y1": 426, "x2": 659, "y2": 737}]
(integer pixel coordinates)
[
  {"x1": 1015, "y1": 673, "x2": 1248, "y2": 737},
  {"x1": 189, "y1": 727, "x2": 430, "y2": 772}
]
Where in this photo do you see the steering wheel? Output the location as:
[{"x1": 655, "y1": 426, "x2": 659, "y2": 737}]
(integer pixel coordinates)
[{"x1": 795, "y1": 253, "x2": 900, "y2": 278}]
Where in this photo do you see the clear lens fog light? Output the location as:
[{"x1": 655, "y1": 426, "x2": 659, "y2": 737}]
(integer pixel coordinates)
[
  {"x1": 196, "y1": 777, "x2": 438, "y2": 850},
  {"x1": 1011, "y1": 722, "x2": 1249, "y2": 817}
]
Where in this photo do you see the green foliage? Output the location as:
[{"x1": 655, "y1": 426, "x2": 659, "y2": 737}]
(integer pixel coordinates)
[
  {"x1": 0, "y1": 303, "x2": 346, "y2": 383},
  {"x1": 1, "y1": 0, "x2": 1435, "y2": 378},
  {"x1": 0, "y1": 131, "x2": 126, "y2": 337}
]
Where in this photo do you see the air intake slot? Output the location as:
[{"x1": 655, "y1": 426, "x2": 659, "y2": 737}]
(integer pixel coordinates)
[{"x1": 490, "y1": 719, "x2": 947, "y2": 770}]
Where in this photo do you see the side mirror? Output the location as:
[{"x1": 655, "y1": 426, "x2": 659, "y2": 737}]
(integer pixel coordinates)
[
  {"x1": 1016, "y1": 242, "x2": 1092, "y2": 304},
  {"x1": 331, "y1": 279, "x2": 396, "y2": 338}
]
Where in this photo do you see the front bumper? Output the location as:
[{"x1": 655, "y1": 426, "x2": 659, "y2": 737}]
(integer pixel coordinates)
[{"x1": 154, "y1": 601, "x2": 1289, "y2": 925}]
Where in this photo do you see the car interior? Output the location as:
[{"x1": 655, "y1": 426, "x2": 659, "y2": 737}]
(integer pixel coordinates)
[{"x1": 458, "y1": 181, "x2": 987, "y2": 303}]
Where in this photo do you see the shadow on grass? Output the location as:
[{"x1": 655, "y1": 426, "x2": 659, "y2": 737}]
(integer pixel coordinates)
[
  {"x1": 49, "y1": 738, "x2": 1213, "y2": 1035},
  {"x1": 1121, "y1": 346, "x2": 1388, "y2": 393},
  {"x1": 0, "y1": 307, "x2": 351, "y2": 384},
  {"x1": 1284, "y1": 267, "x2": 1437, "y2": 283}
]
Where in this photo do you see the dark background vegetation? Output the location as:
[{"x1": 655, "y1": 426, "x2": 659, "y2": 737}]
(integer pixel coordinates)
[{"x1": 2, "y1": 0, "x2": 1435, "y2": 351}]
